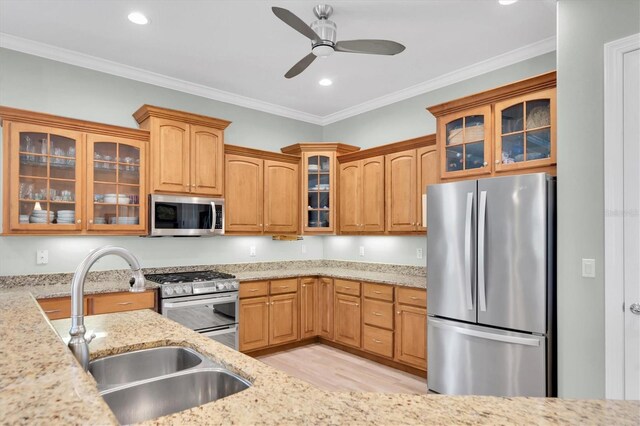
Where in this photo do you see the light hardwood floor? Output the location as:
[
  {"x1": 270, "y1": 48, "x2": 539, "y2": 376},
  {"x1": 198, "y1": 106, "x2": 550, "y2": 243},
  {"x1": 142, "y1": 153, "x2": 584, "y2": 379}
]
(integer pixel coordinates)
[{"x1": 257, "y1": 343, "x2": 428, "y2": 394}]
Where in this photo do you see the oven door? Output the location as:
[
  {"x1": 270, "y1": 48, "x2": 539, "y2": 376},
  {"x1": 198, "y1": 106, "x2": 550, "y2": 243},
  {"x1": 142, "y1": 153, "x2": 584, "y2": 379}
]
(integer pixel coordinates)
[{"x1": 161, "y1": 292, "x2": 237, "y2": 342}]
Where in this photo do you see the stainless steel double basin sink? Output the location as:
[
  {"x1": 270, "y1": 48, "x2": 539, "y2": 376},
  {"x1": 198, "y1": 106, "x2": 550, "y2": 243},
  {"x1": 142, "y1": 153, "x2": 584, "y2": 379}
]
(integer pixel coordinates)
[{"x1": 89, "y1": 346, "x2": 251, "y2": 424}]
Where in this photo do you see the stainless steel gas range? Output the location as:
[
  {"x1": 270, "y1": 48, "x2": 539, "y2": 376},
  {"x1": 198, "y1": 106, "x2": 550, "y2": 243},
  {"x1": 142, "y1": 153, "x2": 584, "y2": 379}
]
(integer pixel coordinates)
[{"x1": 145, "y1": 271, "x2": 239, "y2": 350}]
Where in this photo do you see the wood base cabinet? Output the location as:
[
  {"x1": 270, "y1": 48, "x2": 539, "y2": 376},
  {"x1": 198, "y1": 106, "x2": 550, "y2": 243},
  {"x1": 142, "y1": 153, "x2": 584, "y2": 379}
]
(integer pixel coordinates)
[
  {"x1": 318, "y1": 277, "x2": 334, "y2": 340},
  {"x1": 239, "y1": 279, "x2": 299, "y2": 352},
  {"x1": 38, "y1": 290, "x2": 156, "y2": 320},
  {"x1": 395, "y1": 287, "x2": 427, "y2": 371},
  {"x1": 334, "y1": 293, "x2": 361, "y2": 348},
  {"x1": 300, "y1": 277, "x2": 318, "y2": 339}
]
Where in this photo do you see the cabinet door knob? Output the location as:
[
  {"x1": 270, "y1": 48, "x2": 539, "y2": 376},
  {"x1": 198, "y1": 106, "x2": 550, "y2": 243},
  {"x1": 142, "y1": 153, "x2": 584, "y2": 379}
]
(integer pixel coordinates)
[
  {"x1": 89, "y1": 219, "x2": 93, "y2": 224},
  {"x1": 397, "y1": 311, "x2": 401, "y2": 314},
  {"x1": 356, "y1": 303, "x2": 359, "y2": 307},
  {"x1": 483, "y1": 162, "x2": 488, "y2": 167},
  {"x1": 76, "y1": 219, "x2": 81, "y2": 224},
  {"x1": 495, "y1": 160, "x2": 500, "y2": 164}
]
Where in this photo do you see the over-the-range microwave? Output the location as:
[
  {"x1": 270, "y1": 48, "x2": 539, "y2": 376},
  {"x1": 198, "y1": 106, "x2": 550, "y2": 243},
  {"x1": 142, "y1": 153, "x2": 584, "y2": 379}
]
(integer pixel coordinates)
[{"x1": 149, "y1": 194, "x2": 224, "y2": 237}]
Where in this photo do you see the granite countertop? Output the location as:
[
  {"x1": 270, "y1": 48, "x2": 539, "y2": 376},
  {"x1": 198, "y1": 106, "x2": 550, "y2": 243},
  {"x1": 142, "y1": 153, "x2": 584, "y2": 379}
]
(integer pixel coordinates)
[{"x1": 2, "y1": 292, "x2": 638, "y2": 425}]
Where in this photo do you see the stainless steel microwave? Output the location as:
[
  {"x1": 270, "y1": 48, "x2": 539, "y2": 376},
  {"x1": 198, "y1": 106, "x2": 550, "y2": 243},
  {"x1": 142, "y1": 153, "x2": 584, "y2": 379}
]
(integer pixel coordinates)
[{"x1": 149, "y1": 194, "x2": 224, "y2": 236}]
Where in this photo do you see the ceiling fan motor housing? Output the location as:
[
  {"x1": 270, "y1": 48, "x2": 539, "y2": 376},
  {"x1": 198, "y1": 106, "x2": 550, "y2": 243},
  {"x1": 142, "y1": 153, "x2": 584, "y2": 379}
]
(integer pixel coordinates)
[{"x1": 310, "y1": 18, "x2": 337, "y2": 46}]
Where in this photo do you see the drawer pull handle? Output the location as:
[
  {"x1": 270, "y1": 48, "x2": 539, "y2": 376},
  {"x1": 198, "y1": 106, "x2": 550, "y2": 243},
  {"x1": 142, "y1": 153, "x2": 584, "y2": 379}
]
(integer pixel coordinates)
[
  {"x1": 278, "y1": 286, "x2": 289, "y2": 289},
  {"x1": 372, "y1": 312, "x2": 382, "y2": 316},
  {"x1": 344, "y1": 286, "x2": 351, "y2": 289},
  {"x1": 373, "y1": 291, "x2": 382, "y2": 294},
  {"x1": 116, "y1": 302, "x2": 133, "y2": 306},
  {"x1": 373, "y1": 339, "x2": 382, "y2": 344},
  {"x1": 249, "y1": 289, "x2": 258, "y2": 292},
  {"x1": 45, "y1": 309, "x2": 61, "y2": 314},
  {"x1": 410, "y1": 296, "x2": 419, "y2": 300},
  {"x1": 356, "y1": 304, "x2": 359, "y2": 307}
]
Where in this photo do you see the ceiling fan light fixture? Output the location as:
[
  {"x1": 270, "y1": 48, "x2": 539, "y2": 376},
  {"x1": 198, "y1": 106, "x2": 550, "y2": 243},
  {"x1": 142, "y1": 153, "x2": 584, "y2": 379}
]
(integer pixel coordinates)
[
  {"x1": 319, "y1": 78, "x2": 333, "y2": 86},
  {"x1": 127, "y1": 11, "x2": 149, "y2": 25},
  {"x1": 498, "y1": 0, "x2": 518, "y2": 5},
  {"x1": 312, "y1": 44, "x2": 334, "y2": 57}
]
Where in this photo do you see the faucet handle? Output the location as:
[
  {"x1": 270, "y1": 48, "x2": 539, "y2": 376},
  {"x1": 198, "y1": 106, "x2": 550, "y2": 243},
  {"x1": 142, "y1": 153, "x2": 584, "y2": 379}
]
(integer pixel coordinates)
[{"x1": 86, "y1": 333, "x2": 96, "y2": 344}]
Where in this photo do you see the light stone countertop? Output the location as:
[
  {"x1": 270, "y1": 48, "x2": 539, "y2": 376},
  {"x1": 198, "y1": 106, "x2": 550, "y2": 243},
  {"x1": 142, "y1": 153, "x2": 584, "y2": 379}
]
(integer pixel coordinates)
[{"x1": 2, "y1": 291, "x2": 638, "y2": 425}]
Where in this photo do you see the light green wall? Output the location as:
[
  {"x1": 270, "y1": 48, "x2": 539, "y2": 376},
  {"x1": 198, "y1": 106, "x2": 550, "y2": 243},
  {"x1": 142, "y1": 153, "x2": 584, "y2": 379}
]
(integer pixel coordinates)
[
  {"x1": 322, "y1": 52, "x2": 556, "y2": 149},
  {"x1": 557, "y1": 0, "x2": 640, "y2": 399}
]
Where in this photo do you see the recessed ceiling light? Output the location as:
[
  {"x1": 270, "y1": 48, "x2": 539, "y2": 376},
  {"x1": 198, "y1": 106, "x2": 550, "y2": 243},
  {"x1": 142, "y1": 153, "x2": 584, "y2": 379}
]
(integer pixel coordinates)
[
  {"x1": 319, "y1": 78, "x2": 332, "y2": 86},
  {"x1": 128, "y1": 12, "x2": 149, "y2": 25},
  {"x1": 498, "y1": 0, "x2": 518, "y2": 5}
]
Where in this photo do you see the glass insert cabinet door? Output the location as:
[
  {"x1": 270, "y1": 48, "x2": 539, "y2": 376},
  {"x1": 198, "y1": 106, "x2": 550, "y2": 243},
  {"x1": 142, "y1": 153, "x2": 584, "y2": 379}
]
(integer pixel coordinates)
[
  {"x1": 494, "y1": 89, "x2": 556, "y2": 171},
  {"x1": 439, "y1": 105, "x2": 492, "y2": 178},
  {"x1": 87, "y1": 135, "x2": 146, "y2": 231},
  {"x1": 305, "y1": 154, "x2": 333, "y2": 231},
  {"x1": 10, "y1": 123, "x2": 83, "y2": 230}
]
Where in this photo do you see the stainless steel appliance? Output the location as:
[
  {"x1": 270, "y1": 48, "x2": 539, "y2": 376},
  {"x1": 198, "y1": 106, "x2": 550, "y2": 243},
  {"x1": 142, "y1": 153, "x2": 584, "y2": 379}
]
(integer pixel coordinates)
[
  {"x1": 146, "y1": 271, "x2": 239, "y2": 349},
  {"x1": 149, "y1": 194, "x2": 224, "y2": 237},
  {"x1": 426, "y1": 173, "x2": 556, "y2": 397}
]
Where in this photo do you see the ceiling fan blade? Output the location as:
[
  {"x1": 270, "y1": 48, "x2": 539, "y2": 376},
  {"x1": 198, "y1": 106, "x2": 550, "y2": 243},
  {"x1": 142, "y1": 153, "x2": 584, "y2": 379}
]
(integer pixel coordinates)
[
  {"x1": 272, "y1": 7, "x2": 320, "y2": 43},
  {"x1": 285, "y1": 53, "x2": 317, "y2": 79},
  {"x1": 334, "y1": 40, "x2": 406, "y2": 55}
]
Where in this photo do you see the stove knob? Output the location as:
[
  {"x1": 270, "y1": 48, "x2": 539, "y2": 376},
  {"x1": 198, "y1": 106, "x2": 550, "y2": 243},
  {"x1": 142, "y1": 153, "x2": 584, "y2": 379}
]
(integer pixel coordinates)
[
  {"x1": 231, "y1": 282, "x2": 239, "y2": 290},
  {"x1": 183, "y1": 286, "x2": 191, "y2": 294},
  {"x1": 175, "y1": 286, "x2": 184, "y2": 294},
  {"x1": 216, "y1": 283, "x2": 225, "y2": 291},
  {"x1": 164, "y1": 287, "x2": 174, "y2": 296}
]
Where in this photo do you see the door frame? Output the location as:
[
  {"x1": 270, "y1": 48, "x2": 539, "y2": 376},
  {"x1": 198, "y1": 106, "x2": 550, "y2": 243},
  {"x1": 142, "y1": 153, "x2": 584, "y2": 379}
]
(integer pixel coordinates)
[{"x1": 604, "y1": 32, "x2": 640, "y2": 400}]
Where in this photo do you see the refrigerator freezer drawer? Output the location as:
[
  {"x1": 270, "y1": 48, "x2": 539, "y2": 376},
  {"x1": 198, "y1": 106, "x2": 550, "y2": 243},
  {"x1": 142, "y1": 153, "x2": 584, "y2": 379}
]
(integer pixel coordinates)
[{"x1": 427, "y1": 317, "x2": 546, "y2": 397}]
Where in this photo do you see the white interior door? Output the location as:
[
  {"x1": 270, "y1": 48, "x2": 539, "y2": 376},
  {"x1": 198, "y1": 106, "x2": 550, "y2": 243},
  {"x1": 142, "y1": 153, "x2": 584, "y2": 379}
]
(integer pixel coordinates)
[{"x1": 622, "y1": 47, "x2": 640, "y2": 400}]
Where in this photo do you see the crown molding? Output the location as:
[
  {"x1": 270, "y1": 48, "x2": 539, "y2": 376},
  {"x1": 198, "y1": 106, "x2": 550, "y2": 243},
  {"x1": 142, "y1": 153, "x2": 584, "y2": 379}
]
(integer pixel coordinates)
[
  {"x1": 0, "y1": 32, "x2": 556, "y2": 127},
  {"x1": 0, "y1": 33, "x2": 324, "y2": 126},
  {"x1": 321, "y1": 36, "x2": 557, "y2": 125}
]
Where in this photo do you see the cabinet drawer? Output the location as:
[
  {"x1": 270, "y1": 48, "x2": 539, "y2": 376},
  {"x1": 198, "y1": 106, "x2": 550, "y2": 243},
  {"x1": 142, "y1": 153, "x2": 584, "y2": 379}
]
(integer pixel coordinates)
[
  {"x1": 335, "y1": 279, "x2": 360, "y2": 296},
  {"x1": 397, "y1": 287, "x2": 426, "y2": 308},
  {"x1": 363, "y1": 325, "x2": 393, "y2": 358},
  {"x1": 90, "y1": 291, "x2": 155, "y2": 315},
  {"x1": 269, "y1": 278, "x2": 298, "y2": 295},
  {"x1": 38, "y1": 297, "x2": 73, "y2": 320},
  {"x1": 363, "y1": 299, "x2": 394, "y2": 330},
  {"x1": 363, "y1": 282, "x2": 394, "y2": 301},
  {"x1": 240, "y1": 281, "x2": 269, "y2": 298}
]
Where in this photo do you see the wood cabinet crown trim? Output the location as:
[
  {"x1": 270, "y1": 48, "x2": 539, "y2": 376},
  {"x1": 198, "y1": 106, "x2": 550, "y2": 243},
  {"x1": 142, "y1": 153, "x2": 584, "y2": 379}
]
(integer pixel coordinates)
[
  {"x1": 225, "y1": 144, "x2": 301, "y2": 164},
  {"x1": 426, "y1": 71, "x2": 556, "y2": 117},
  {"x1": 133, "y1": 104, "x2": 231, "y2": 130},
  {"x1": 0, "y1": 106, "x2": 150, "y2": 141},
  {"x1": 338, "y1": 134, "x2": 436, "y2": 163},
  {"x1": 280, "y1": 142, "x2": 360, "y2": 155}
]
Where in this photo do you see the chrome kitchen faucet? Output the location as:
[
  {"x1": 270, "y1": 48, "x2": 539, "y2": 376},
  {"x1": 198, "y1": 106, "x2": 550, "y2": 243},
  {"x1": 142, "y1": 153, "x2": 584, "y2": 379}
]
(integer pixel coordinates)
[{"x1": 68, "y1": 246, "x2": 146, "y2": 371}]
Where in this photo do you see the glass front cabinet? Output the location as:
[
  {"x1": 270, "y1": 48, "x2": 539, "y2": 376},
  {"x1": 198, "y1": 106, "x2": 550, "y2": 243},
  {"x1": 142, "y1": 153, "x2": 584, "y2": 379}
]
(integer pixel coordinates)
[
  {"x1": 438, "y1": 106, "x2": 492, "y2": 179},
  {"x1": 2, "y1": 109, "x2": 148, "y2": 235}
]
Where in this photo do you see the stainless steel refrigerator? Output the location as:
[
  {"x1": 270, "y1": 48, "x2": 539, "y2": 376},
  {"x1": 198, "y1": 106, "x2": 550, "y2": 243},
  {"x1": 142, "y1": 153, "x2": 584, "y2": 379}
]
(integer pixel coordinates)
[{"x1": 426, "y1": 172, "x2": 556, "y2": 397}]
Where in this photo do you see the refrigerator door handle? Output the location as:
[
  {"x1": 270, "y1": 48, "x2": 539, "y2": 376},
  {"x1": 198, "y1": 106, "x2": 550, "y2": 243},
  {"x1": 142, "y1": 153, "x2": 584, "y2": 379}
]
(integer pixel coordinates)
[
  {"x1": 464, "y1": 192, "x2": 474, "y2": 311},
  {"x1": 429, "y1": 318, "x2": 541, "y2": 347},
  {"x1": 478, "y1": 190, "x2": 487, "y2": 312}
]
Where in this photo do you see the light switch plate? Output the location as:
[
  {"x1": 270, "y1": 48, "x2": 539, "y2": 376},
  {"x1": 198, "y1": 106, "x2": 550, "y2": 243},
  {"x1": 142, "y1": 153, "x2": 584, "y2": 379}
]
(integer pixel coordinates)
[
  {"x1": 249, "y1": 246, "x2": 256, "y2": 257},
  {"x1": 301, "y1": 244, "x2": 307, "y2": 254},
  {"x1": 37, "y1": 249, "x2": 48, "y2": 265},
  {"x1": 416, "y1": 248, "x2": 423, "y2": 259},
  {"x1": 359, "y1": 246, "x2": 365, "y2": 257},
  {"x1": 582, "y1": 258, "x2": 596, "y2": 278}
]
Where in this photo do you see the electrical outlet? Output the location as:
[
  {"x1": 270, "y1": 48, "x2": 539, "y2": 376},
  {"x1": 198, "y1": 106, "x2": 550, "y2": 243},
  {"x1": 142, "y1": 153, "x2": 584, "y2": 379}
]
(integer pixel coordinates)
[
  {"x1": 582, "y1": 258, "x2": 596, "y2": 278},
  {"x1": 249, "y1": 246, "x2": 256, "y2": 257},
  {"x1": 37, "y1": 249, "x2": 48, "y2": 265},
  {"x1": 416, "y1": 248, "x2": 423, "y2": 259},
  {"x1": 359, "y1": 246, "x2": 365, "y2": 257},
  {"x1": 301, "y1": 244, "x2": 307, "y2": 254}
]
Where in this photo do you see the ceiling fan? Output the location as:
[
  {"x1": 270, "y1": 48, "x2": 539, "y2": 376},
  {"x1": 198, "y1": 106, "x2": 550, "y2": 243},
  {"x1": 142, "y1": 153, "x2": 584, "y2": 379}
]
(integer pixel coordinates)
[{"x1": 272, "y1": 4, "x2": 406, "y2": 79}]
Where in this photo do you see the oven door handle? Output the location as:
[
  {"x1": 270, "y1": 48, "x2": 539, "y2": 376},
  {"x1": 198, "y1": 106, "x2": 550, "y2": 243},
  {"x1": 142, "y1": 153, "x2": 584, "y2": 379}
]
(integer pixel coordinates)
[
  {"x1": 163, "y1": 295, "x2": 237, "y2": 309},
  {"x1": 202, "y1": 325, "x2": 237, "y2": 337}
]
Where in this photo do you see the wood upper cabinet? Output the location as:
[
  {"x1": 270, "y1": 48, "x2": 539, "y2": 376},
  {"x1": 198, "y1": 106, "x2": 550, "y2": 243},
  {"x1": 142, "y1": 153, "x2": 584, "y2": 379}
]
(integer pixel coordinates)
[
  {"x1": 133, "y1": 105, "x2": 230, "y2": 196},
  {"x1": 334, "y1": 293, "x2": 361, "y2": 348},
  {"x1": 239, "y1": 296, "x2": 270, "y2": 352},
  {"x1": 395, "y1": 303, "x2": 427, "y2": 370},
  {"x1": 428, "y1": 71, "x2": 557, "y2": 180},
  {"x1": 319, "y1": 277, "x2": 334, "y2": 340},
  {"x1": 281, "y1": 143, "x2": 360, "y2": 235},
  {"x1": 1, "y1": 107, "x2": 149, "y2": 236},
  {"x1": 300, "y1": 278, "x2": 318, "y2": 339},
  {"x1": 416, "y1": 145, "x2": 438, "y2": 230},
  {"x1": 493, "y1": 88, "x2": 556, "y2": 172},
  {"x1": 225, "y1": 154, "x2": 263, "y2": 232},
  {"x1": 437, "y1": 106, "x2": 492, "y2": 179},
  {"x1": 386, "y1": 150, "x2": 417, "y2": 232},
  {"x1": 339, "y1": 156, "x2": 384, "y2": 233},
  {"x1": 264, "y1": 160, "x2": 299, "y2": 234}
]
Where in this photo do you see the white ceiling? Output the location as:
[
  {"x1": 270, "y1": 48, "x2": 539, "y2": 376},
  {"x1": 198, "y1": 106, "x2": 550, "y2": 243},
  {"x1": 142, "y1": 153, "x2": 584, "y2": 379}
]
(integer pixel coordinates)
[{"x1": 0, "y1": 0, "x2": 556, "y2": 124}]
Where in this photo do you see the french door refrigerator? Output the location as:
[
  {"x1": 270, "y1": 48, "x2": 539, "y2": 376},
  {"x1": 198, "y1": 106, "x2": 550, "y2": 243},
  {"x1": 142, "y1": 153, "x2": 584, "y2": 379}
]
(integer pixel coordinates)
[{"x1": 426, "y1": 173, "x2": 556, "y2": 397}]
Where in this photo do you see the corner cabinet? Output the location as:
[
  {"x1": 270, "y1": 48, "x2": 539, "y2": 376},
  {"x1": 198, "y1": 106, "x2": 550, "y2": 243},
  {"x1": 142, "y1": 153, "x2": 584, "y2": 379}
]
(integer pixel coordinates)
[
  {"x1": 428, "y1": 71, "x2": 557, "y2": 180},
  {"x1": 133, "y1": 105, "x2": 229, "y2": 196},
  {"x1": 1, "y1": 106, "x2": 148, "y2": 235},
  {"x1": 225, "y1": 145, "x2": 299, "y2": 235},
  {"x1": 281, "y1": 143, "x2": 359, "y2": 234}
]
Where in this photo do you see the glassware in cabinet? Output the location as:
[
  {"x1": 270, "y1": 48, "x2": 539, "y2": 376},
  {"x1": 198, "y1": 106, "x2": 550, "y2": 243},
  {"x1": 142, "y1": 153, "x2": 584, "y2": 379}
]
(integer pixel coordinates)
[
  {"x1": 11, "y1": 125, "x2": 82, "y2": 230},
  {"x1": 306, "y1": 154, "x2": 332, "y2": 230},
  {"x1": 87, "y1": 135, "x2": 145, "y2": 231}
]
